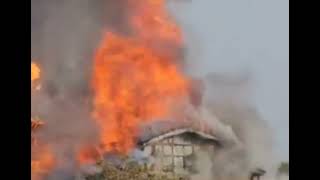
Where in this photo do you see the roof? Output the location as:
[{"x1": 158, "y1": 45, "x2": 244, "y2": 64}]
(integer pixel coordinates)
[
  {"x1": 136, "y1": 119, "x2": 222, "y2": 148},
  {"x1": 137, "y1": 127, "x2": 220, "y2": 147}
]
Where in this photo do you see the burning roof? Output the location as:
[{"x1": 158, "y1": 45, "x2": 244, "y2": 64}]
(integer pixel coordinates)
[
  {"x1": 136, "y1": 116, "x2": 231, "y2": 148},
  {"x1": 138, "y1": 127, "x2": 220, "y2": 148}
]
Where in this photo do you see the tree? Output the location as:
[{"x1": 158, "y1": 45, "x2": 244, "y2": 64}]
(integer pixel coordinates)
[{"x1": 277, "y1": 162, "x2": 289, "y2": 176}]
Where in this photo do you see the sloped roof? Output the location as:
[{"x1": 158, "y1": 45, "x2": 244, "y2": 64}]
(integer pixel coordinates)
[
  {"x1": 138, "y1": 127, "x2": 220, "y2": 147},
  {"x1": 136, "y1": 119, "x2": 222, "y2": 147}
]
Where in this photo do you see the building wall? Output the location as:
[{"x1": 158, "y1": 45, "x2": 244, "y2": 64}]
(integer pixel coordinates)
[{"x1": 143, "y1": 135, "x2": 215, "y2": 176}]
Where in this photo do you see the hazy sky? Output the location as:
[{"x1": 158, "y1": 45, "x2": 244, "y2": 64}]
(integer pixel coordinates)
[{"x1": 169, "y1": 0, "x2": 289, "y2": 162}]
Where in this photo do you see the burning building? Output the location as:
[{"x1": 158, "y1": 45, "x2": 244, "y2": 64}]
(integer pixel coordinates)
[
  {"x1": 136, "y1": 121, "x2": 220, "y2": 177},
  {"x1": 121, "y1": 94, "x2": 246, "y2": 178},
  {"x1": 31, "y1": 0, "x2": 270, "y2": 180}
]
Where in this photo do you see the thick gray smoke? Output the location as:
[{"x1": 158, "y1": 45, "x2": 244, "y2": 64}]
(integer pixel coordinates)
[
  {"x1": 188, "y1": 72, "x2": 275, "y2": 180},
  {"x1": 31, "y1": 0, "x2": 109, "y2": 179},
  {"x1": 32, "y1": 0, "x2": 106, "y2": 97}
]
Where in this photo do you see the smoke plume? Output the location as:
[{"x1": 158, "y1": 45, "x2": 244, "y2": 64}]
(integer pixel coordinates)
[
  {"x1": 31, "y1": 0, "x2": 108, "y2": 178},
  {"x1": 187, "y1": 72, "x2": 275, "y2": 180}
]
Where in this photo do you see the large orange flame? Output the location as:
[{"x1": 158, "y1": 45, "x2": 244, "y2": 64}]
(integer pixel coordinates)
[
  {"x1": 77, "y1": 145, "x2": 102, "y2": 165},
  {"x1": 91, "y1": 0, "x2": 189, "y2": 154},
  {"x1": 31, "y1": 1, "x2": 190, "y2": 178},
  {"x1": 130, "y1": 0, "x2": 183, "y2": 46}
]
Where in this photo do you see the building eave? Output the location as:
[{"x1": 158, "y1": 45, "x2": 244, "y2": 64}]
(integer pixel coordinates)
[{"x1": 138, "y1": 128, "x2": 220, "y2": 148}]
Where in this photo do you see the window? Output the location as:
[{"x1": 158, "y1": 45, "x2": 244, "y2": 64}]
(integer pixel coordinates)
[
  {"x1": 173, "y1": 146, "x2": 184, "y2": 156},
  {"x1": 148, "y1": 136, "x2": 213, "y2": 174},
  {"x1": 163, "y1": 145, "x2": 172, "y2": 155}
]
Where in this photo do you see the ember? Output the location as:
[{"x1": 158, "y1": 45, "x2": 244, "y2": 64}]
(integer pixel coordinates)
[
  {"x1": 31, "y1": 62, "x2": 41, "y2": 91},
  {"x1": 31, "y1": 62, "x2": 40, "y2": 82},
  {"x1": 31, "y1": 118, "x2": 44, "y2": 131}
]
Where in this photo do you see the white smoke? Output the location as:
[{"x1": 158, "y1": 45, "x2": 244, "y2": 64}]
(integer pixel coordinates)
[{"x1": 187, "y1": 72, "x2": 276, "y2": 180}]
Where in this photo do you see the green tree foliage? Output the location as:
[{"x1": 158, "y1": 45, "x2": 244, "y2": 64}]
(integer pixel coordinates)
[{"x1": 277, "y1": 162, "x2": 289, "y2": 175}]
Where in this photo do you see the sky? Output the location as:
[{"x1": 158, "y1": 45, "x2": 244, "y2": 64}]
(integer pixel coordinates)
[{"x1": 168, "y1": 0, "x2": 289, "y2": 162}]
